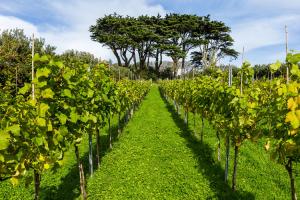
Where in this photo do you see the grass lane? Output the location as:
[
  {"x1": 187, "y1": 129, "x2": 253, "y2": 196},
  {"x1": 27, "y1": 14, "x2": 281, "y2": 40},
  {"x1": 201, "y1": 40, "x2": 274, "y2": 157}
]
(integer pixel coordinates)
[{"x1": 88, "y1": 86, "x2": 215, "y2": 199}]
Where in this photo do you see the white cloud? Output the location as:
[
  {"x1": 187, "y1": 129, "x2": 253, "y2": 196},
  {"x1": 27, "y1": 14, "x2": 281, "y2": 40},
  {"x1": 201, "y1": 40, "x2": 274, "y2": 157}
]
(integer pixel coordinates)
[
  {"x1": 0, "y1": 15, "x2": 39, "y2": 36},
  {"x1": 0, "y1": 0, "x2": 166, "y2": 61},
  {"x1": 230, "y1": 14, "x2": 300, "y2": 64},
  {"x1": 42, "y1": 0, "x2": 166, "y2": 60}
]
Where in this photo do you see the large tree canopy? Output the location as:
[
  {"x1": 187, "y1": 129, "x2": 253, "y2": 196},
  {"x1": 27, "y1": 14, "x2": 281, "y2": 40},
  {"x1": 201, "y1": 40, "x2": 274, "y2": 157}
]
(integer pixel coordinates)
[{"x1": 90, "y1": 13, "x2": 238, "y2": 77}]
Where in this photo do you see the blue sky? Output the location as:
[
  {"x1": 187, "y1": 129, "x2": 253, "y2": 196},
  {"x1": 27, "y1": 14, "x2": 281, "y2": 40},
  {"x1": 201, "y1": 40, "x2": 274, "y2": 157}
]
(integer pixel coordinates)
[{"x1": 0, "y1": 0, "x2": 299, "y2": 66}]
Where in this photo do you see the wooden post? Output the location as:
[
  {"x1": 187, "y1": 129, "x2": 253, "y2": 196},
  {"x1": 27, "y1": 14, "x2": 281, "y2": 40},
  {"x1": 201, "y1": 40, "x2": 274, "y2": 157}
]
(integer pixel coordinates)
[
  {"x1": 32, "y1": 33, "x2": 35, "y2": 100},
  {"x1": 285, "y1": 25, "x2": 289, "y2": 84},
  {"x1": 88, "y1": 132, "x2": 93, "y2": 176},
  {"x1": 225, "y1": 63, "x2": 233, "y2": 183},
  {"x1": 240, "y1": 47, "x2": 244, "y2": 95}
]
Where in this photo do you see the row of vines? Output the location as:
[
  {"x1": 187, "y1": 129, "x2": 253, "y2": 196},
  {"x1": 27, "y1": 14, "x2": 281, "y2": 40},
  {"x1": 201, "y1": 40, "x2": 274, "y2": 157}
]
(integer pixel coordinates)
[
  {"x1": 0, "y1": 54, "x2": 151, "y2": 199},
  {"x1": 159, "y1": 53, "x2": 300, "y2": 200}
]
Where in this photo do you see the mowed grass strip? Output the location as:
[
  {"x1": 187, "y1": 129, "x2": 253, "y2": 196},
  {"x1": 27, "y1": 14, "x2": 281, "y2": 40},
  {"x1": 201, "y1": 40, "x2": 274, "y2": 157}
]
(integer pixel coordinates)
[{"x1": 87, "y1": 86, "x2": 214, "y2": 199}]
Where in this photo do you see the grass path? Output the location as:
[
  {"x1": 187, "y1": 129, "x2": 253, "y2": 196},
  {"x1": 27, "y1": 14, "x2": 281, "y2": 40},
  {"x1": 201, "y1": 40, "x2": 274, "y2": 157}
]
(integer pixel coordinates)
[{"x1": 88, "y1": 85, "x2": 213, "y2": 199}]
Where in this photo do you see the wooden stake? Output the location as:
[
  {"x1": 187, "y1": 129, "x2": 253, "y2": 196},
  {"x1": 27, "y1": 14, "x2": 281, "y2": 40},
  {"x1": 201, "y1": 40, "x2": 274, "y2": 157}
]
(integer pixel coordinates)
[
  {"x1": 240, "y1": 47, "x2": 244, "y2": 95},
  {"x1": 32, "y1": 33, "x2": 35, "y2": 100},
  {"x1": 285, "y1": 25, "x2": 289, "y2": 84}
]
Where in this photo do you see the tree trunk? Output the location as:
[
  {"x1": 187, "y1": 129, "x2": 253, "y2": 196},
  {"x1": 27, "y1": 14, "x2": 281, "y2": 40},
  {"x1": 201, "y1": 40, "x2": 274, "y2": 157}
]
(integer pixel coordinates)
[
  {"x1": 286, "y1": 158, "x2": 297, "y2": 200},
  {"x1": 75, "y1": 145, "x2": 87, "y2": 200},
  {"x1": 146, "y1": 52, "x2": 150, "y2": 69},
  {"x1": 225, "y1": 135, "x2": 230, "y2": 183},
  {"x1": 133, "y1": 50, "x2": 137, "y2": 70},
  {"x1": 88, "y1": 132, "x2": 93, "y2": 176},
  {"x1": 155, "y1": 49, "x2": 159, "y2": 74},
  {"x1": 182, "y1": 44, "x2": 186, "y2": 70},
  {"x1": 159, "y1": 51, "x2": 163, "y2": 70},
  {"x1": 96, "y1": 127, "x2": 100, "y2": 168},
  {"x1": 232, "y1": 145, "x2": 239, "y2": 191},
  {"x1": 172, "y1": 58, "x2": 178, "y2": 78},
  {"x1": 34, "y1": 170, "x2": 41, "y2": 200},
  {"x1": 112, "y1": 48, "x2": 122, "y2": 67},
  {"x1": 182, "y1": 56, "x2": 185, "y2": 71},
  {"x1": 108, "y1": 116, "x2": 112, "y2": 149}
]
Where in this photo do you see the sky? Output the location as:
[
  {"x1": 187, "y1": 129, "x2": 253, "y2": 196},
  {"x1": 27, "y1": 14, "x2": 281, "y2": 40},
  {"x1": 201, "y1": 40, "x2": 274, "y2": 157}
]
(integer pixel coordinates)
[{"x1": 0, "y1": 0, "x2": 299, "y2": 66}]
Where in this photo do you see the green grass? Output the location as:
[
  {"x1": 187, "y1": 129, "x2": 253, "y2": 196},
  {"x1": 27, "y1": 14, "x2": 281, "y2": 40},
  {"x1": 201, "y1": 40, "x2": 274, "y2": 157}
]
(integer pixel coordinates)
[{"x1": 88, "y1": 85, "x2": 299, "y2": 200}]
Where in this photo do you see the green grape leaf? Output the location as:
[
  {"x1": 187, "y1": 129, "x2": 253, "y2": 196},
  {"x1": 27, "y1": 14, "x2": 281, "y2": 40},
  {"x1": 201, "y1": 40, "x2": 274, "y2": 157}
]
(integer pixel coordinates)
[
  {"x1": 40, "y1": 55, "x2": 49, "y2": 62},
  {"x1": 33, "y1": 53, "x2": 40, "y2": 61},
  {"x1": 70, "y1": 110, "x2": 79, "y2": 123},
  {"x1": 0, "y1": 154, "x2": 4, "y2": 162},
  {"x1": 0, "y1": 131, "x2": 10, "y2": 150},
  {"x1": 291, "y1": 64, "x2": 300, "y2": 76},
  {"x1": 62, "y1": 89, "x2": 73, "y2": 98},
  {"x1": 55, "y1": 61, "x2": 64, "y2": 69},
  {"x1": 58, "y1": 126, "x2": 68, "y2": 136},
  {"x1": 37, "y1": 117, "x2": 46, "y2": 127},
  {"x1": 39, "y1": 103, "x2": 49, "y2": 118},
  {"x1": 270, "y1": 60, "x2": 281, "y2": 73},
  {"x1": 7, "y1": 125, "x2": 20, "y2": 136},
  {"x1": 35, "y1": 137, "x2": 44, "y2": 146},
  {"x1": 287, "y1": 53, "x2": 300, "y2": 64},
  {"x1": 47, "y1": 121, "x2": 53, "y2": 131},
  {"x1": 87, "y1": 89, "x2": 94, "y2": 98},
  {"x1": 18, "y1": 83, "x2": 31, "y2": 95},
  {"x1": 58, "y1": 113, "x2": 68, "y2": 125},
  {"x1": 36, "y1": 68, "x2": 51, "y2": 79},
  {"x1": 41, "y1": 88, "x2": 55, "y2": 99}
]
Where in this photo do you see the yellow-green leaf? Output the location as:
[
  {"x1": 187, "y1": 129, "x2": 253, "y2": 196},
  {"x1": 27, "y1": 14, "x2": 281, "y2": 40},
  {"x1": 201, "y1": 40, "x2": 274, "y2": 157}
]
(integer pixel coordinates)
[
  {"x1": 39, "y1": 103, "x2": 49, "y2": 118},
  {"x1": 37, "y1": 118, "x2": 46, "y2": 127},
  {"x1": 41, "y1": 88, "x2": 55, "y2": 99},
  {"x1": 0, "y1": 131, "x2": 10, "y2": 150}
]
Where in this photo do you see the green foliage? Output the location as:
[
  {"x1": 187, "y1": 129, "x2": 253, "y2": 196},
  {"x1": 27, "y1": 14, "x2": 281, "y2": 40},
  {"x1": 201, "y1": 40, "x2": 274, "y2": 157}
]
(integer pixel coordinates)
[{"x1": 90, "y1": 13, "x2": 237, "y2": 78}]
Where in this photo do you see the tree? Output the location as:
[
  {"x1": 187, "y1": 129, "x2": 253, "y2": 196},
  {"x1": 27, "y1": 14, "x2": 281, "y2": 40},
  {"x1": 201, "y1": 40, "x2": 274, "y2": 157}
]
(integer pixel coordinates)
[
  {"x1": 164, "y1": 14, "x2": 199, "y2": 75},
  {"x1": 191, "y1": 17, "x2": 238, "y2": 69},
  {"x1": 90, "y1": 13, "x2": 134, "y2": 68}
]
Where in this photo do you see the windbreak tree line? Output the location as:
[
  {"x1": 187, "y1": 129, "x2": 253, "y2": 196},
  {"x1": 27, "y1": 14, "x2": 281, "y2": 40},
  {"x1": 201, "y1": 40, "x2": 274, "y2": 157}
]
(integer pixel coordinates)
[{"x1": 89, "y1": 13, "x2": 239, "y2": 78}]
